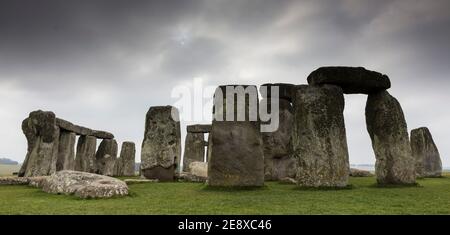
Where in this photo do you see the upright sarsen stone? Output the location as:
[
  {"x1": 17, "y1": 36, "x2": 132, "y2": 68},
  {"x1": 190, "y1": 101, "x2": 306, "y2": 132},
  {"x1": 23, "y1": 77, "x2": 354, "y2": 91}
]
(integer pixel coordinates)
[
  {"x1": 410, "y1": 127, "x2": 442, "y2": 178},
  {"x1": 74, "y1": 136, "x2": 97, "y2": 173},
  {"x1": 182, "y1": 132, "x2": 205, "y2": 172},
  {"x1": 207, "y1": 85, "x2": 264, "y2": 187},
  {"x1": 208, "y1": 122, "x2": 265, "y2": 186},
  {"x1": 141, "y1": 106, "x2": 181, "y2": 181},
  {"x1": 95, "y1": 139, "x2": 118, "y2": 176},
  {"x1": 292, "y1": 85, "x2": 350, "y2": 188},
  {"x1": 260, "y1": 98, "x2": 296, "y2": 181},
  {"x1": 116, "y1": 141, "x2": 136, "y2": 176},
  {"x1": 56, "y1": 131, "x2": 76, "y2": 171},
  {"x1": 366, "y1": 91, "x2": 415, "y2": 185},
  {"x1": 19, "y1": 110, "x2": 60, "y2": 177}
]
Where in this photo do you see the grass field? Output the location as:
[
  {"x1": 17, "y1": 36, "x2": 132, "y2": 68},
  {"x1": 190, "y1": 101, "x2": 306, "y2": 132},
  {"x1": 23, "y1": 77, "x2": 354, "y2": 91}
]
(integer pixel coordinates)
[{"x1": 1, "y1": 174, "x2": 450, "y2": 215}]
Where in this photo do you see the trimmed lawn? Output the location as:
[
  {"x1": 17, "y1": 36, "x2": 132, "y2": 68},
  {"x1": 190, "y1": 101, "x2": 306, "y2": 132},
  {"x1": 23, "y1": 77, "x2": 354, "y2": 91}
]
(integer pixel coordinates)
[{"x1": 1, "y1": 175, "x2": 450, "y2": 215}]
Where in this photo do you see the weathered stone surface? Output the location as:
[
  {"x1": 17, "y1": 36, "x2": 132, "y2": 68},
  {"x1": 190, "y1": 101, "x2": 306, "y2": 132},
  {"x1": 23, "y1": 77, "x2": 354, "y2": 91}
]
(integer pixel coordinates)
[
  {"x1": 207, "y1": 85, "x2": 264, "y2": 187},
  {"x1": 74, "y1": 135, "x2": 97, "y2": 173},
  {"x1": 118, "y1": 142, "x2": 136, "y2": 176},
  {"x1": 113, "y1": 157, "x2": 123, "y2": 177},
  {"x1": 176, "y1": 172, "x2": 207, "y2": 183},
  {"x1": 208, "y1": 121, "x2": 264, "y2": 187},
  {"x1": 187, "y1": 124, "x2": 212, "y2": 133},
  {"x1": 411, "y1": 127, "x2": 442, "y2": 178},
  {"x1": 0, "y1": 176, "x2": 29, "y2": 185},
  {"x1": 261, "y1": 99, "x2": 293, "y2": 159},
  {"x1": 114, "y1": 142, "x2": 136, "y2": 177},
  {"x1": 349, "y1": 168, "x2": 374, "y2": 177},
  {"x1": 41, "y1": 170, "x2": 128, "y2": 198},
  {"x1": 292, "y1": 85, "x2": 350, "y2": 187},
  {"x1": 56, "y1": 118, "x2": 114, "y2": 139},
  {"x1": 182, "y1": 132, "x2": 205, "y2": 172},
  {"x1": 260, "y1": 98, "x2": 296, "y2": 181},
  {"x1": 28, "y1": 176, "x2": 48, "y2": 188},
  {"x1": 19, "y1": 110, "x2": 60, "y2": 177},
  {"x1": 0, "y1": 176, "x2": 48, "y2": 187},
  {"x1": 260, "y1": 83, "x2": 296, "y2": 102},
  {"x1": 103, "y1": 156, "x2": 116, "y2": 176},
  {"x1": 90, "y1": 130, "x2": 114, "y2": 139},
  {"x1": 56, "y1": 131, "x2": 76, "y2": 171},
  {"x1": 307, "y1": 67, "x2": 391, "y2": 94},
  {"x1": 264, "y1": 155, "x2": 297, "y2": 182},
  {"x1": 266, "y1": 157, "x2": 297, "y2": 181},
  {"x1": 189, "y1": 161, "x2": 208, "y2": 178},
  {"x1": 142, "y1": 165, "x2": 175, "y2": 182},
  {"x1": 366, "y1": 91, "x2": 416, "y2": 185},
  {"x1": 141, "y1": 106, "x2": 181, "y2": 181},
  {"x1": 95, "y1": 139, "x2": 118, "y2": 176}
]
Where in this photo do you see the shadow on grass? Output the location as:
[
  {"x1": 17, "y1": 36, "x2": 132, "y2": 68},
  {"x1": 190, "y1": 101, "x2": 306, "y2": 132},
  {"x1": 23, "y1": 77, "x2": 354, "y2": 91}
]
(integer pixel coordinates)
[
  {"x1": 293, "y1": 184, "x2": 354, "y2": 191},
  {"x1": 369, "y1": 182, "x2": 422, "y2": 188},
  {"x1": 202, "y1": 185, "x2": 268, "y2": 192}
]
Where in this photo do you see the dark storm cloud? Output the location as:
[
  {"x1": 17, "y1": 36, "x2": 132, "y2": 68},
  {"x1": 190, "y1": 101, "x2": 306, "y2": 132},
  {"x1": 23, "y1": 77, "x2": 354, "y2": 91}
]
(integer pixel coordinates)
[
  {"x1": 0, "y1": 0, "x2": 449, "y2": 166},
  {"x1": 0, "y1": 0, "x2": 202, "y2": 86}
]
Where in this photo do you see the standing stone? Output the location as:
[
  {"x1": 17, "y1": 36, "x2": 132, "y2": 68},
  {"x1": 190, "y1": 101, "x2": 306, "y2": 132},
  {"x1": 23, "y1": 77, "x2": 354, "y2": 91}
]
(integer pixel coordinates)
[
  {"x1": 19, "y1": 110, "x2": 60, "y2": 177},
  {"x1": 271, "y1": 157, "x2": 297, "y2": 181},
  {"x1": 207, "y1": 85, "x2": 264, "y2": 187},
  {"x1": 102, "y1": 155, "x2": 116, "y2": 176},
  {"x1": 113, "y1": 157, "x2": 123, "y2": 177},
  {"x1": 56, "y1": 131, "x2": 76, "y2": 171},
  {"x1": 182, "y1": 132, "x2": 205, "y2": 172},
  {"x1": 141, "y1": 106, "x2": 181, "y2": 181},
  {"x1": 95, "y1": 139, "x2": 118, "y2": 176},
  {"x1": 410, "y1": 127, "x2": 442, "y2": 178},
  {"x1": 118, "y1": 141, "x2": 136, "y2": 177},
  {"x1": 292, "y1": 85, "x2": 350, "y2": 188},
  {"x1": 189, "y1": 161, "x2": 208, "y2": 178},
  {"x1": 74, "y1": 136, "x2": 97, "y2": 173},
  {"x1": 260, "y1": 83, "x2": 296, "y2": 102},
  {"x1": 366, "y1": 91, "x2": 415, "y2": 185},
  {"x1": 260, "y1": 97, "x2": 296, "y2": 181}
]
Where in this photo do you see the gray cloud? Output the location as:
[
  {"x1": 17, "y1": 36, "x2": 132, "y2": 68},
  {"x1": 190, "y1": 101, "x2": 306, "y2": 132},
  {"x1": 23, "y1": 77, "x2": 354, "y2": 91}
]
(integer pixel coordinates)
[{"x1": 0, "y1": 0, "x2": 449, "y2": 167}]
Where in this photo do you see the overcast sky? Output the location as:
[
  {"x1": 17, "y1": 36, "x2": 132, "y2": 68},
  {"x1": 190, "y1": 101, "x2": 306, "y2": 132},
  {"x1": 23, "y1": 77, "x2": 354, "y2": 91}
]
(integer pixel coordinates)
[{"x1": 1, "y1": 0, "x2": 449, "y2": 167}]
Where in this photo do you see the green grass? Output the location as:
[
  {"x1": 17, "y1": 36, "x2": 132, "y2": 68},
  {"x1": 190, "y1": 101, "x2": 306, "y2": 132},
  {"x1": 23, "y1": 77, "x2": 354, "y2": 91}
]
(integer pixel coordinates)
[{"x1": 1, "y1": 175, "x2": 450, "y2": 215}]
